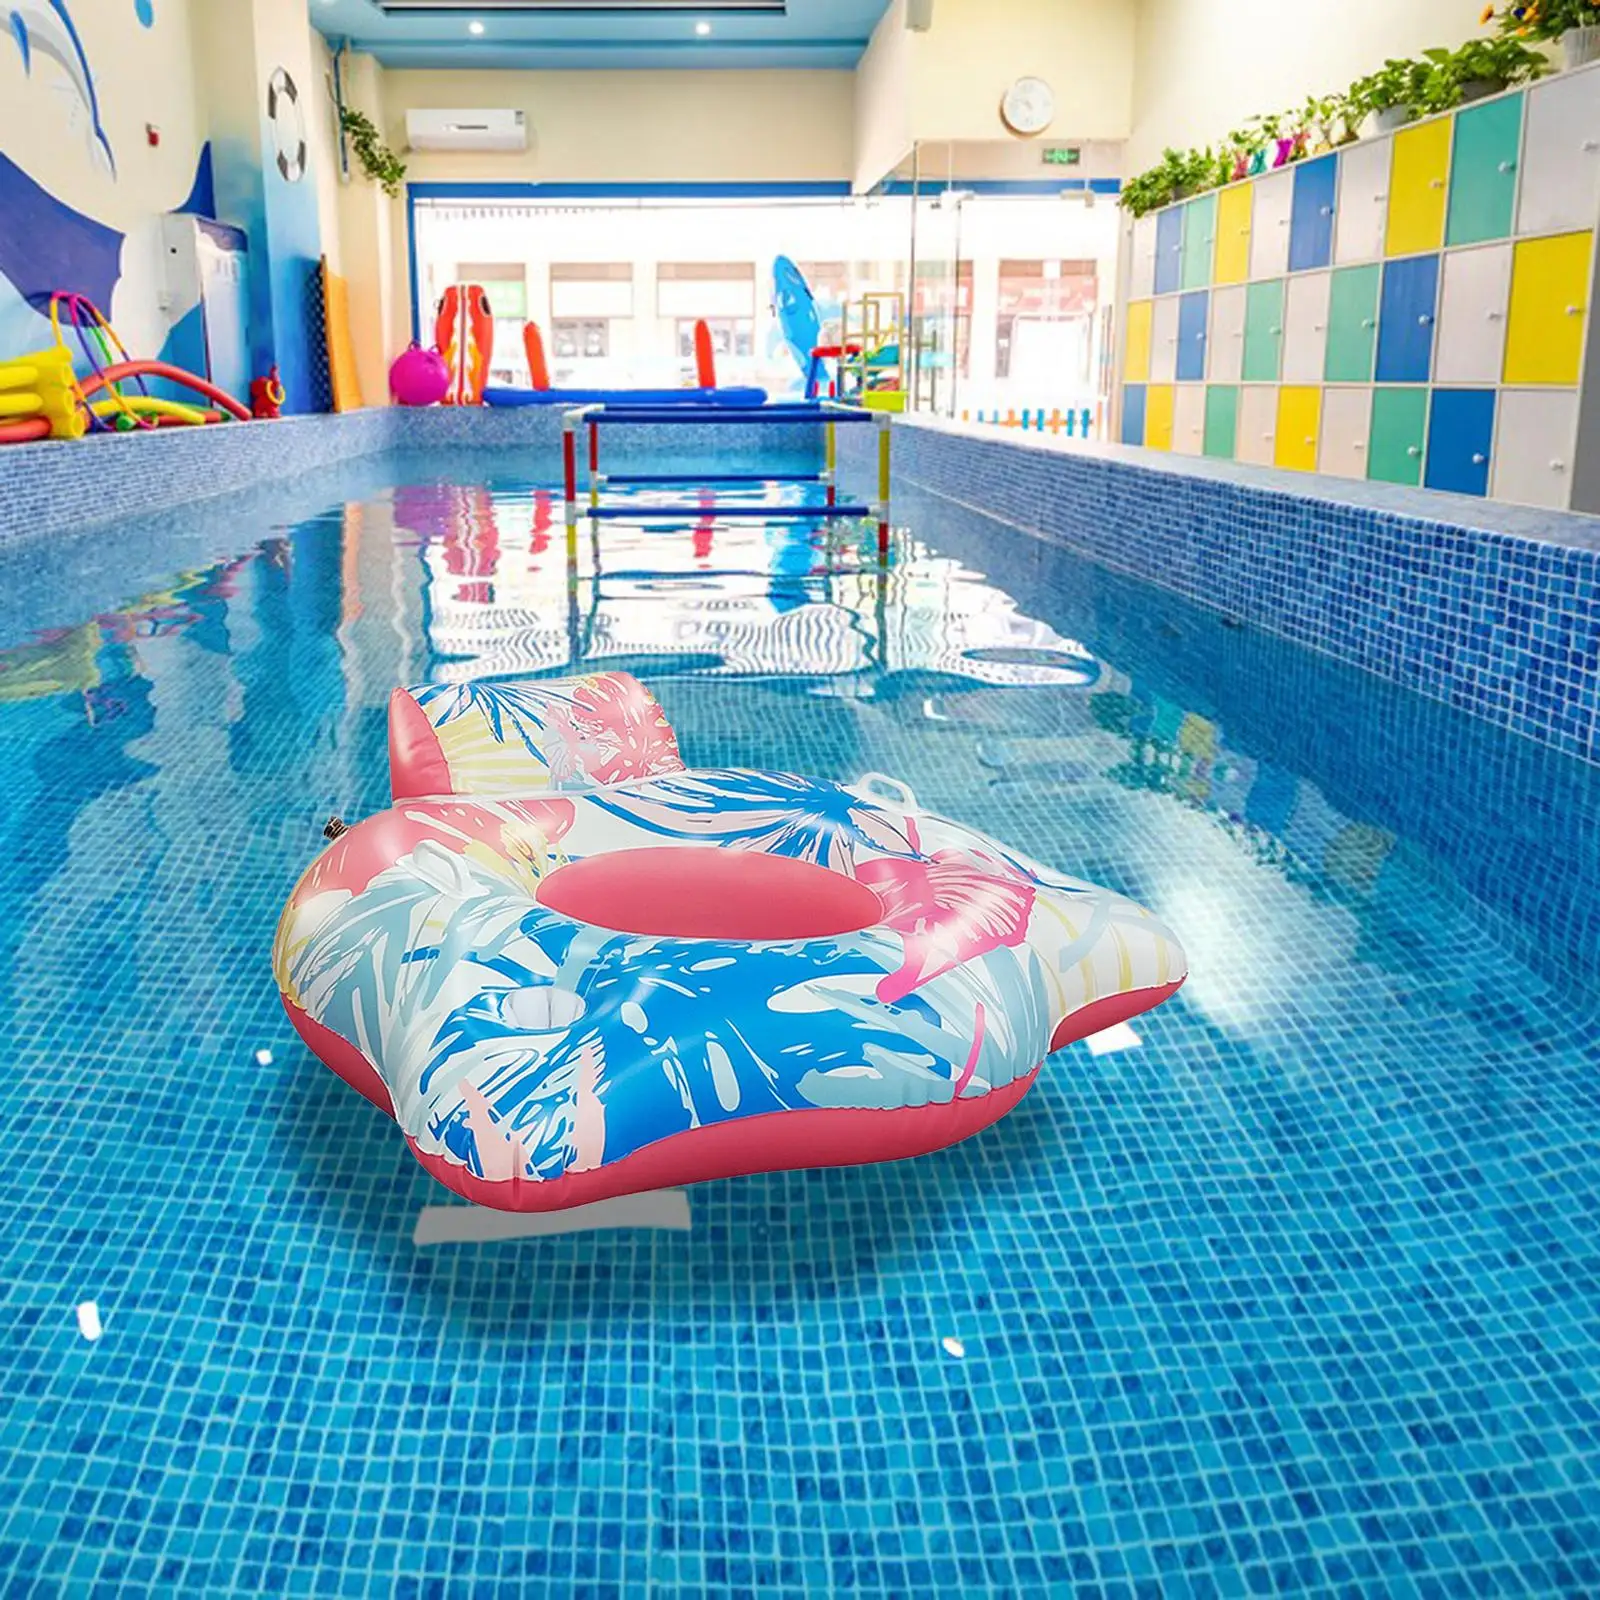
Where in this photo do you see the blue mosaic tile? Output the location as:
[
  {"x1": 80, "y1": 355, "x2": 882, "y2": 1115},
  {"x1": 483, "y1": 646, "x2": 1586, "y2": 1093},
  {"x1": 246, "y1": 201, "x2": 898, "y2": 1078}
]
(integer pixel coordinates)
[
  {"x1": 0, "y1": 456, "x2": 1597, "y2": 1594},
  {"x1": 839, "y1": 420, "x2": 1600, "y2": 766}
]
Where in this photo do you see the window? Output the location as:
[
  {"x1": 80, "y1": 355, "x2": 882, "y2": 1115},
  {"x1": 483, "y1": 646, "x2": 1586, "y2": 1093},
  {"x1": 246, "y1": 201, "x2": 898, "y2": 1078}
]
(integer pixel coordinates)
[
  {"x1": 550, "y1": 263, "x2": 634, "y2": 319},
  {"x1": 552, "y1": 319, "x2": 610, "y2": 360},
  {"x1": 677, "y1": 318, "x2": 753, "y2": 360},
  {"x1": 995, "y1": 259, "x2": 1098, "y2": 381},
  {"x1": 657, "y1": 261, "x2": 756, "y2": 319}
]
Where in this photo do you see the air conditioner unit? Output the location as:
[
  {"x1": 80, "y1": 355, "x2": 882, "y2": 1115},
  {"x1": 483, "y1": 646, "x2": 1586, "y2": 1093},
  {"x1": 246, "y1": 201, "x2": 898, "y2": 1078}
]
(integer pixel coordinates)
[{"x1": 405, "y1": 109, "x2": 527, "y2": 153}]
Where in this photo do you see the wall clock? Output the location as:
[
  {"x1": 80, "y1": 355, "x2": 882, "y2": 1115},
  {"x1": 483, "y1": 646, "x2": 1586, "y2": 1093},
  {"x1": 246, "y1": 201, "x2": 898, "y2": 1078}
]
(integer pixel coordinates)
[{"x1": 1000, "y1": 76, "x2": 1055, "y2": 138}]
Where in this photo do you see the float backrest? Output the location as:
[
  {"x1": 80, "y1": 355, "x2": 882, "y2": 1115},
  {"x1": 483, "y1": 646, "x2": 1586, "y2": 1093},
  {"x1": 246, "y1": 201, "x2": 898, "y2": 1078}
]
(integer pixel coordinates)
[{"x1": 388, "y1": 672, "x2": 685, "y2": 801}]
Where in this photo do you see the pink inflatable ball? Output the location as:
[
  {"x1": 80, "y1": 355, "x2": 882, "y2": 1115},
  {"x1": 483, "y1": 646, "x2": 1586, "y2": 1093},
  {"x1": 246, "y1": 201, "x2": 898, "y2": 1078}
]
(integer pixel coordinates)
[{"x1": 389, "y1": 343, "x2": 450, "y2": 407}]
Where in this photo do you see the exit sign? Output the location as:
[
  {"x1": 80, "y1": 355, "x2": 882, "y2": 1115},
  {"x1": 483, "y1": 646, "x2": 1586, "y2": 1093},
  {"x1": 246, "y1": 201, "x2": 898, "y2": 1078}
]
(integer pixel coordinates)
[{"x1": 1042, "y1": 146, "x2": 1081, "y2": 166}]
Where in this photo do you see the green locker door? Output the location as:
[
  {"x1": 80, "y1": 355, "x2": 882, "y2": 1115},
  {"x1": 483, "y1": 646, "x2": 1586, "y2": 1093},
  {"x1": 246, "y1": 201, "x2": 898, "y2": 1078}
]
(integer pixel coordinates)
[
  {"x1": 1446, "y1": 92, "x2": 1523, "y2": 247},
  {"x1": 1324, "y1": 264, "x2": 1381, "y2": 382},
  {"x1": 1204, "y1": 385, "x2": 1239, "y2": 458},
  {"x1": 1368, "y1": 388, "x2": 1429, "y2": 485},
  {"x1": 1242, "y1": 279, "x2": 1285, "y2": 382},
  {"x1": 1181, "y1": 192, "x2": 1217, "y2": 291}
]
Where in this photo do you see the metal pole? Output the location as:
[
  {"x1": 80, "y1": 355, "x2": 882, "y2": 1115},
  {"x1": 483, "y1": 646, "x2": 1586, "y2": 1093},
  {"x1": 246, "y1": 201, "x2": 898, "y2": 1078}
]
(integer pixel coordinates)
[
  {"x1": 876, "y1": 411, "x2": 891, "y2": 562},
  {"x1": 825, "y1": 420, "x2": 837, "y2": 508}
]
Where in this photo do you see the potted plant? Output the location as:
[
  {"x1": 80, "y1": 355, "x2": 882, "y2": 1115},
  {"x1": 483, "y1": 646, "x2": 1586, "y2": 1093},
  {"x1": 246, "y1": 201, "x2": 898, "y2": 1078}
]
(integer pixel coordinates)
[
  {"x1": 1350, "y1": 57, "x2": 1430, "y2": 133},
  {"x1": 1485, "y1": 0, "x2": 1600, "y2": 70},
  {"x1": 1416, "y1": 36, "x2": 1549, "y2": 112},
  {"x1": 1301, "y1": 90, "x2": 1362, "y2": 151}
]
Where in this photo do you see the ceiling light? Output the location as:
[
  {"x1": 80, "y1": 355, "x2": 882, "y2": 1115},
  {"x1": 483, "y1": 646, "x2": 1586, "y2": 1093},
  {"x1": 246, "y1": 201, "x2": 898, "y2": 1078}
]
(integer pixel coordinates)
[
  {"x1": 695, "y1": 20, "x2": 712, "y2": 33},
  {"x1": 469, "y1": 18, "x2": 485, "y2": 32}
]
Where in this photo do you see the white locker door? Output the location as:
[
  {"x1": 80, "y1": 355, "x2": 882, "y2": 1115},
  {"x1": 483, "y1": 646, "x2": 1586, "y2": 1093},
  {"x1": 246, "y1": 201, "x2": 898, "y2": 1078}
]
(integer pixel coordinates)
[
  {"x1": 1281, "y1": 271, "x2": 1332, "y2": 384},
  {"x1": 1517, "y1": 71, "x2": 1600, "y2": 237},
  {"x1": 1334, "y1": 136, "x2": 1391, "y2": 264},
  {"x1": 1319, "y1": 387, "x2": 1373, "y2": 479},
  {"x1": 1150, "y1": 296, "x2": 1180, "y2": 383},
  {"x1": 1434, "y1": 243, "x2": 1512, "y2": 385},
  {"x1": 1172, "y1": 385, "x2": 1206, "y2": 455},
  {"x1": 1249, "y1": 169, "x2": 1295, "y2": 279},
  {"x1": 1208, "y1": 285, "x2": 1248, "y2": 384},
  {"x1": 1492, "y1": 389, "x2": 1579, "y2": 509},
  {"x1": 1130, "y1": 215, "x2": 1159, "y2": 299},
  {"x1": 1237, "y1": 385, "x2": 1279, "y2": 466}
]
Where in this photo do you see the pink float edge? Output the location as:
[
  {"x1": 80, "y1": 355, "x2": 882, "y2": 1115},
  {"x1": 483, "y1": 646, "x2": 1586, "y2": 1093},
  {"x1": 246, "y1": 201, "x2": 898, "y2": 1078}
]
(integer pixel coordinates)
[{"x1": 283, "y1": 979, "x2": 1185, "y2": 1213}]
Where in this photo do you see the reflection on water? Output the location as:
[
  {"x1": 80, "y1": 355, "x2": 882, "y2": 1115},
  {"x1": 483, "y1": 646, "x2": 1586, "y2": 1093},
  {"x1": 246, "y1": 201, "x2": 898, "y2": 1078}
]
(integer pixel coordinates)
[{"x1": 4, "y1": 466, "x2": 1600, "y2": 1594}]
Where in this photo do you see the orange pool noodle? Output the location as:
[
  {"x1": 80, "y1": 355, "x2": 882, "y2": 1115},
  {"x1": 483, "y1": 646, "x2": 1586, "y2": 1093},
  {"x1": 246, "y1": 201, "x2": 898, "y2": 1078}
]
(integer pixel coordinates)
[
  {"x1": 693, "y1": 319, "x2": 717, "y2": 389},
  {"x1": 523, "y1": 322, "x2": 551, "y2": 391}
]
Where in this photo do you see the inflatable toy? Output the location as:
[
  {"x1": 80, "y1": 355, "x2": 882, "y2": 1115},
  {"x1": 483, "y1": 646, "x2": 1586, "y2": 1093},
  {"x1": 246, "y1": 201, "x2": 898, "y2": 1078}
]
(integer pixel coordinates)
[
  {"x1": 485, "y1": 318, "x2": 766, "y2": 409},
  {"x1": 250, "y1": 365, "x2": 285, "y2": 419},
  {"x1": 275, "y1": 674, "x2": 1186, "y2": 1212},
  {"x1": 437, "y1": 282, "x2": 493, "y2": 406},
  {"x1": 523, "y1": 320, "x2": 552, "y2": 391},
  {"x1": 390, "y1": 341, "x2": 450, "y2": 407},
  {"x1": 484, "y1": 384, "x2": 768, "y2": 409},
  {"x1": 0, "y1": 294, "x2": 249, "y2": 445}
]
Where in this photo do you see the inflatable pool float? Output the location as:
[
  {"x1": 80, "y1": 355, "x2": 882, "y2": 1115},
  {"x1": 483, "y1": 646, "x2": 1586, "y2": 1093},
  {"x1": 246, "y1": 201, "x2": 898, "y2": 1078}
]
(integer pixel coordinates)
[
  {"x1": 274, "y1": 674, "x2": 1186, "y2": 1211},
  {"x1": 483, "y1": 385, "x2": 768, "y2": 409}
]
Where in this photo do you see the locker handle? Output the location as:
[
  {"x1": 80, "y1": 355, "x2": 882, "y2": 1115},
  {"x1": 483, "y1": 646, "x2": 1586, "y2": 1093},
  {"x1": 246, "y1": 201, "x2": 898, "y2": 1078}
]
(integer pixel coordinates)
[
  {"x1": 1497, "y1": 160, "x2": 1516, "y2": 173},
  {"x1": 1417, "y1": 314, "x2": 1434, "y2": 325},
  {"x1": 1313, "y1": 323, "x2": 1326, "y2": 332},
  {"x1": 1429, "y1": 178, "x2": 1444, "y2": 189},
  {"x1": 1361, "y1": 318, "x2": 1375, "y2": 328},
  {"x1": 1584, "y1": 140, "x2": 1600, "y2": 152},
  {"x1": 1353, "y1": 442, "x2": 1367, "y2": 451},
  {"x1": 1271, "y1": 325, "x2": 1283, "y2": 334},
  {"x1": 1567, "y1": 305, "x2": 1586, "y2": 316},
  {"x1": 1406, "y1": 446, "x2": 1421, "y2": 457},
  {"x1": 1487, "y1": 310, "x2": 1505, "y2": 321},
  {"x1": 1320, "y1": 205, "x2": 1333, "y2": 216},
  {"x1": 1552, "y1": 459, "x2": 1569, "y2": 470},
  {"x1": 1471, "y1": 453, "x2": 1487, "y2": 465}
]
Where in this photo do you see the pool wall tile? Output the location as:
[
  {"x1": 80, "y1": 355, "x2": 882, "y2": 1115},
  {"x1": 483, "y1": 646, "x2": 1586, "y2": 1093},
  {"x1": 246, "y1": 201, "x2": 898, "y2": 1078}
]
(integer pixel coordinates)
[
  {"x1": 0, "y1": 407, "x2": 824, "y2": 547},
  {"x1": 841, "y1": 419, "x2": 1600, "y2": 766}
]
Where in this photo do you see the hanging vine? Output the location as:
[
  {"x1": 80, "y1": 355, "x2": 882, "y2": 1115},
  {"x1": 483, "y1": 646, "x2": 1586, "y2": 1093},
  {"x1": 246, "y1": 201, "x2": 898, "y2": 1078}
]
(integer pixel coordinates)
[{"x1": 339, "y1": 107, "x2": 407, "y2": 198}]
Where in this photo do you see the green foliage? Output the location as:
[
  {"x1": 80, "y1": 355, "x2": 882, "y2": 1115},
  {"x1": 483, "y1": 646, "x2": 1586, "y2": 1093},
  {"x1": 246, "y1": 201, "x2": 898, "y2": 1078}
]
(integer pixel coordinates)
[
  {"x1": 1348, "y1": 57, "x2": 1431, "y2": 118},
  {"x1": 339, "y1": 107, "x2": 407, "y2": 198},
  {"x1": 1486, "y1": 1, "x2": 1600, "y2": 42},
  {"x1": 1413, "y1": 37, "x2": 1549, "y2": 113},
  {"x1": 1119, "y1": 18, "x2": 1561, "y2": 219}
]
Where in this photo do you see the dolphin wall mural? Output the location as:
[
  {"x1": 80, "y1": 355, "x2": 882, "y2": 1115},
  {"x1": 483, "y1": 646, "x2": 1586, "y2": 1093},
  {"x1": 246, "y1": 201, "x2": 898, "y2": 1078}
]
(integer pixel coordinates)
[{"x1": 6, "y1": 1, "x2": 115, "y2": 176}]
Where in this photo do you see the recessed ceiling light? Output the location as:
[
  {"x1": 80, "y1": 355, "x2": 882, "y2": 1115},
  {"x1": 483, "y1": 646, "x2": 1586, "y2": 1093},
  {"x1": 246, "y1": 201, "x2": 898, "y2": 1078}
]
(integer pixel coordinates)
[
  {"x1": 468, "y1": 18, "x2": 484, "y2": 33},
  {"x1": 695, "y1": 20, "x2": 712, "y2": 34}
]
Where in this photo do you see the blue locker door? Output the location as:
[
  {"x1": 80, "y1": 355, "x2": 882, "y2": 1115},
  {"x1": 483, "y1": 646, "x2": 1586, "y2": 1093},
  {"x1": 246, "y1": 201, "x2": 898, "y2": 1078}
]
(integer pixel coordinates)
[
  {"x1": 1122, "y1": 384, "x2": 1148, "y2": 445},
  {"x1": 1424, "y1": 390, "x2": 1495, "y2": 495},
  {"x1": 1375, "y1": 254, "x2": 1440, "y2": 383},
  {"x1": 1288, "y1": 154, "x2": 1338, "y2": 272},
  {"x1": 1176, "y1": 290, "x2": 1209, "y2": 381},
  {"x1": 1154, "y1": 207, "x2": 1184, "y2": 296}
]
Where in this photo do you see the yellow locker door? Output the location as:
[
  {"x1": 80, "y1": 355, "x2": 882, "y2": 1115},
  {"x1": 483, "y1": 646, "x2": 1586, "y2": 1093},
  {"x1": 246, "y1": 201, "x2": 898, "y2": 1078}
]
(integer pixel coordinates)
[
  {"x1": 1386, "y1": 119, "x2": 1452, "y2": 257},
  {"x1": 1215, "y1": 184, "x2": 1253, "y2": 285},
  {"x1": 1125, "y1": 300, "x2": 1154, "y2": 382},
  {"x1": 1274, "y1": 386, "x2": 1322, "y2": 471},
  {"x1": 1503, "y1": 231, "x2": 1593, "y2": 385},
  {"x1": 1145, "y1": 384, "x2": 1176, "y2": 450}
]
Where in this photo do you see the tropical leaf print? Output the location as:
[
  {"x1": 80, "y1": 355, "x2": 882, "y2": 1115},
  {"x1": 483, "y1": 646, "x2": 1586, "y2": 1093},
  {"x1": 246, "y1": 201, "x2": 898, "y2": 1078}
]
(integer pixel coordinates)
[
  {"x1": 278, "y1": 759, "x2": 1186, "y2": 1190},
  {"x1": 408, "y1": 673, "x2": 686, "y2": 797},
  {"x1": 587, "y1": 769, "x2": 920, "y2": 868}
]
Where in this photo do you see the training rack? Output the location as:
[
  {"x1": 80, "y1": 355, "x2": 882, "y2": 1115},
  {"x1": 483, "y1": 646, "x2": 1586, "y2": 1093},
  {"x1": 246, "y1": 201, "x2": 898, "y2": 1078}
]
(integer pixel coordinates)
[{"x1": 562, "y1": 400, "x2": 893, "y2": 557}]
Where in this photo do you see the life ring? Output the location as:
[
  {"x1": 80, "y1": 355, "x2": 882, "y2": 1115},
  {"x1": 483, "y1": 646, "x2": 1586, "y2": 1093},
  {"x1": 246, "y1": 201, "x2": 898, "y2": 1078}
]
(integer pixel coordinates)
[
  {"x1": 266, "y1": 66, "x2": 306, "y2": 183},
  {"x1": 275, "y1": 674, "x2": 1186, "y2": 1212}
]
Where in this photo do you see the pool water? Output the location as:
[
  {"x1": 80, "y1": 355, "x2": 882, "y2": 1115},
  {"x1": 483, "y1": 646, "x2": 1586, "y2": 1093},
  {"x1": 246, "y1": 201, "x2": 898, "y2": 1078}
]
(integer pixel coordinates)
[{"x1": 2, "y1": 456, "x2": 1598, "y2": 1597}]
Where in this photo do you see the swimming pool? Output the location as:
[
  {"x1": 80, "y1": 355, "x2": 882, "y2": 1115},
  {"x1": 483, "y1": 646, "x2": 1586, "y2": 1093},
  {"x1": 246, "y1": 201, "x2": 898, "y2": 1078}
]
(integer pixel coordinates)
[{"x1": 2, "y1": 452, "x2": 1598, "y2": 1595}]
